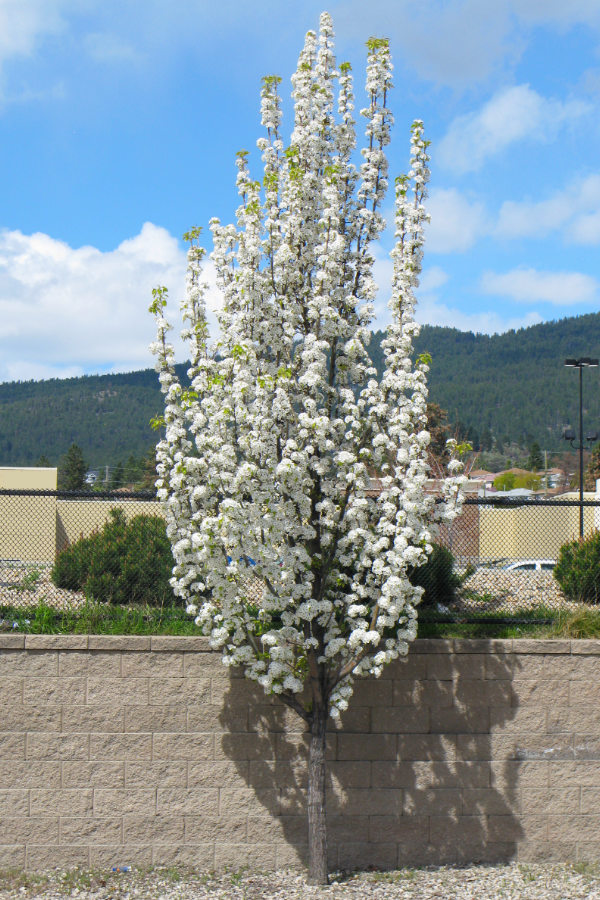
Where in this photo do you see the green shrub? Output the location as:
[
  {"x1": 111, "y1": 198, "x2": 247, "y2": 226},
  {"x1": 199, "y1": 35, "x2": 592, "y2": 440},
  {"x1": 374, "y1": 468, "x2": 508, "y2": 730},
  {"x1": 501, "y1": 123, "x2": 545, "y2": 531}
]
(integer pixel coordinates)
[
  {"x1": 409, "y1": 543, "x2": 462, "y2": 609},
  {"x1": 51, "y1": 509, "x2": 175, "y2": 605},
  {"x1": 554, "y1": 531, "x2": 600, "y2": 604}
]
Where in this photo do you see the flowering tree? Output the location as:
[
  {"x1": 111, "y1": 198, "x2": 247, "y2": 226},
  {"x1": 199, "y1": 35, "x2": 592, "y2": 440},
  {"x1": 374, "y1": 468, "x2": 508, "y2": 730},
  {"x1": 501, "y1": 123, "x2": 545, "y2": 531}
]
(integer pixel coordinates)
[{"x1": 151, "y1": 12, "x2": 464, "y2": 885}]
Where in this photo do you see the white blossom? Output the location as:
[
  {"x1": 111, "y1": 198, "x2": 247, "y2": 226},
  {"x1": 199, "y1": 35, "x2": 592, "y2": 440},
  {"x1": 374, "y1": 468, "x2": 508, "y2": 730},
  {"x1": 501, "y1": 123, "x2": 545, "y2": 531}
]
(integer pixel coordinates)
[{"x1": 150, "y1": 13, "x2": 464, "y2": 719}]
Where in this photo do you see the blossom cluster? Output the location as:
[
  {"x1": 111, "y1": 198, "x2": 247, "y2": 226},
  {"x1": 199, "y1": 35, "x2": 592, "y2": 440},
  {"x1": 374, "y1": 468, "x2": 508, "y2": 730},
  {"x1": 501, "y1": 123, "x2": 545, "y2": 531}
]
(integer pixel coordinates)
[{"x1": 151, "y1": 13, "x2": 464, "y2": 717}]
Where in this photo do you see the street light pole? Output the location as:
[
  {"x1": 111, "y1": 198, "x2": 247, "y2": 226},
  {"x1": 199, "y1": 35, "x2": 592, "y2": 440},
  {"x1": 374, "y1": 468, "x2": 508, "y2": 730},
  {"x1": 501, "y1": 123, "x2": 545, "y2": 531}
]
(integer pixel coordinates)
[{"x1": 563, "y1": 357, "x2": 599, "y2": 538}]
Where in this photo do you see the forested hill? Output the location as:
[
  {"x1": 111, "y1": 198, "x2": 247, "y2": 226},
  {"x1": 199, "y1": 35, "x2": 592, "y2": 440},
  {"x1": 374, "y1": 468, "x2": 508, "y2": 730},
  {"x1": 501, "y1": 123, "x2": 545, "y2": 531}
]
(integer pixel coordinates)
[{"x1": 3, "y1": 312, "x2": 600, "y2": 467}]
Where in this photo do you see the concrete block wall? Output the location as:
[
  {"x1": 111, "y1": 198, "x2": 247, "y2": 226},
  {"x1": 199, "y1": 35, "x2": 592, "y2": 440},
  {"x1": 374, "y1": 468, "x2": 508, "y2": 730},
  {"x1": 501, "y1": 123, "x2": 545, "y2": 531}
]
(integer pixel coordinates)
[{"x1": 1, "y1": 635, "x2": 600, "y2": 871}]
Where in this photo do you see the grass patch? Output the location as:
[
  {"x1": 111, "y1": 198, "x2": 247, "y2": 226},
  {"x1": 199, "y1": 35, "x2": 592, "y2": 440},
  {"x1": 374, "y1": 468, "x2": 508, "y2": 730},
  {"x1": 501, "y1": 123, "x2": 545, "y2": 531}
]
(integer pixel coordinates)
[
  {"x1": 0, "y1": 599, "x2": 197, "y2": 635},
  {"x1": 417, "y1": 604, "x2": 600, "y2": 639}
]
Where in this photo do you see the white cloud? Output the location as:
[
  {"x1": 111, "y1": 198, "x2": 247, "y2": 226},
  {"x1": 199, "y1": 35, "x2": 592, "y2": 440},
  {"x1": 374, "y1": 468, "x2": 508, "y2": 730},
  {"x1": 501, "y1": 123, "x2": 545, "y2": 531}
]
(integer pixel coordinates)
[
  {"x1": 0, "y1": 0, "x2": 73, "y2": 66},
  {"x1": 0, "y1": 223, "x2": 224, "y2": 382},
  {"x1": 438, "y1": 85, "x2": 591, "y2": 174},
  {"x1": 84, "y1": 32, "x2": 141, "y2": 64},
  {"x1": 569, "y1": 211, "x2": 600, "y2": 245},
  {"x1": 426, "y1": 188, "x2": 488, "y2": 253},
  {"x1": 419, "y1": 266, "x2": 449, "y2": 292},
  {"x1": 496, "y1": 174, "x2": 600, "y2": 240},
  {"x1": 481, "y1": 267, "x2": 598, "y2": 305},
  {"x1": 415, "y1": 297, "x2": 543, "y2": 334}
]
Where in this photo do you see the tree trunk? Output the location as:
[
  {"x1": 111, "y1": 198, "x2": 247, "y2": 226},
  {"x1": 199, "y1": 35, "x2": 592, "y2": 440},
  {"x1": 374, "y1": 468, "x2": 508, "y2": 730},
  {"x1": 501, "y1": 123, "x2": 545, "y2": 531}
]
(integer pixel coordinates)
[{"x1": 307, "y1": 702, "x2": 328, "y2": 884}]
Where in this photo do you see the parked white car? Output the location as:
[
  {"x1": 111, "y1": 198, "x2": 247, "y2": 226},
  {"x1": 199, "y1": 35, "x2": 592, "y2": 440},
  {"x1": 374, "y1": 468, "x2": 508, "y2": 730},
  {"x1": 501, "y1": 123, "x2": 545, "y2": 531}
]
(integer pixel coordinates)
[{"x1": 503, "y1": 559, "x2": 556, "y2": 572}]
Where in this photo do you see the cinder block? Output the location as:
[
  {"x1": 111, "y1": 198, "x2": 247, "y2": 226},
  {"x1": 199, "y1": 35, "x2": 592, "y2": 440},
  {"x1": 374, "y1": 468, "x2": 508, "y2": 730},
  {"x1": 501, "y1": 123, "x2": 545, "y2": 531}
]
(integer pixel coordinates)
[
  {"x1": 493, "y1": 733, "x2": 573, "y2": 762},
  {"x1": 453, "y1": 639, "x2": 513, "y2": 655},
  {"x1": 88, "y1": 636, "x2": 150, "y2": 652},
  {"x1": 0, "y1": 817, "x2": 58, "y2": 844},
  {"x1": 156, "y1": 787, "x2": 218, "y2": 815},
  {"x1": 185, "y1": 814, "x2": 247, "y2": 842},
  {"x1": 248, "y1": 759, "x2": 307, "y2": 790},
  {"x1": 548, "y1": 814, "x2": 600, "y2": 840},
  {"x1": 581, "y1": 787, "x2": 600, "y2": 813},
  {"x1": 90, "y1": 733, "x2": 152, "y2": 761},
  {"x1": 93, "y1": 788, "x2": 156, "y2": 817},
  {"x1": 490, "y1": 705, "x2": 546, "y2": 734},
  {"x1": 327, "y1": 787, "x2": 403, "y2": 817},
  {"x1": 0, "y1": 759, "x2": 60, "y2": 788},
  {"x1": 0, "y1": 789, "x2": 29, "y2": 816},
  {"x1": 0, "y1": 845, "x2": 25, "y2": 868},
  {"x1": 513, "y1": 640, "x2": 570, "y2": 655},
  {"x1": 214, "y1": 732, "x2": 274, "y2": 761},
  {"x1": 454, "y1": 679, "x2": 513, "y2": 707},
  {"x1": 570, "y1": 640, "x2": 600, "y2": 656},
  {"x1": 2, "y1": 704, "x2": 62, "y2": 732},
  {"x1": 403, "y1": 787, "x2": 462, "y2": 816},
  {"x1": 124, "y1": 705, "x2": 187, "y2": 734},
  {"x1": 517, "y1": 840, "x2": 577, "y2": 862},
  {"x1": 0, "y1": 635, "x2": 24, "y2": 649},
  {"x1": 86, "y1": 677, "x2": 149, "y2": 706},
  {"x1": 371, "y1": 706, "x2": 429, "y2": 734},
  {"x1": 521, "y1": 786, "x2": 581, "y2": 815},
  {"x1": 488, "y1": 813, "x2": 547, "y2": 841},
  {"x1": 58, "y1": 650, "x2": 120, "y2": 676},
  {"x1": 25, "y1": 635, "x2": 88, "y2": 650},
  {"x1": 189, "y1": 704, "x2": 245, "y2": 733},
  {"x1": 330, "y1": 706, "x2": 370, "y2": 733},
  {"x1": 461, "y1": 787, "x2": 516, "y2": 816},
  {"x1": 350, "y1": 679, "x2": 393, "y2": 706},
  {"x1": 274, "y1": 841, "x2": 308, "y2": 868},
  {"x1": 511, "y1": 678, "x2": 569, "y2": 707},
  {"x1": 189, "y1": 759, "x2": 248, "y2": 788},
  {"x1": 0, "y1": 650, "x2": 58, "y2": 676},
  {"x1": 23, "y1": 676, "x2": 86, "y2": 705},
  {"x1": 219, "y1": 786, "x2": 279, "y2": 817},
  {"x1": 397, "y1": 734, "x2": 457, "y2": 761},
  {"x1": 0, "y1": 676, "x2": 23, "y2": 705},
  {"x1": 548, "y1": 707, "x2": 600, "y2": 734},
  {"x1": 153, "y1": 733, "x2": 213, "y2": 761},
  {"x1": 574, "y1": 736, "x2": 600, "y2": 760},
  {"x1": 393, "y1": 678, "x2": 454, "y2": 708},
  {"x1": 548, "y1": 760, "x2": 600, "y2": 787},
  {"x1": 26, "y1": 844, "x2": 89, "y2": 870},
  {"x1": 368, "y1": 814, "x2": 428, "y2": 844},
  {"x1": 59, "y1": 817, "x2": 123, "y2": 844},
  {"x1": 123, "y1": 814, "x2": 185, "y2": 843},
  {"x1": 151, "y1": 636, "x2": 210, "y2": 652},
  {"x1": 62, "y1": 706, "x2": 125, "y2": 733},
  {"x1": 148, "y1": 677, "x2": 211, "y2": 706},
  {"x1": 430, "y1": 707, "x2": 490, "y2": 734},
  {"x1": 327, "y1": 760, "x2": 370, "y2": 790},
  {"x1": 27, "y1": 732, "x2": 89, "y2": 761},
  {"x1": 121, "y1": 650, "x2": 184, "y2": 677},
  {"x1": 490, "y1": 760, "x2": 548, "y2": 790},
  {"x1": 30, "y1": 788, "x2": 93, "y2": 816},
  {"x1": 125, "y1": 760, "x2": 187, "y2": 788},
  {"x1": 247, "y1": 814, "x2": 307, "y2": 843},
  {"x1": 0, "y1": 733, "x2": 26, "y2": 762},
  {"x1": 336, "y1": 733, "x2": 396, "y2": 761},
  {"x1": 151, "y1": 843, "x2": 214, "y2": 868},
  {"x1": 62, "y1": 760, "x2": 124, "y2": 788}
]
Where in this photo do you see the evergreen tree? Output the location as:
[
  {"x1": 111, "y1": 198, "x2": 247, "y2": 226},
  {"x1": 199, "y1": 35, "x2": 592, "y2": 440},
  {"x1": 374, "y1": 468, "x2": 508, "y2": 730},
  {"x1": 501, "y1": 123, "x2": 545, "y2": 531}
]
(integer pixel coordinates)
[
  {"x1": 527, "y1": 441, "x2": 543, "y2": 472},
  {"x1": 58, "y1": 443, "x2": 87, "y2": 491}
]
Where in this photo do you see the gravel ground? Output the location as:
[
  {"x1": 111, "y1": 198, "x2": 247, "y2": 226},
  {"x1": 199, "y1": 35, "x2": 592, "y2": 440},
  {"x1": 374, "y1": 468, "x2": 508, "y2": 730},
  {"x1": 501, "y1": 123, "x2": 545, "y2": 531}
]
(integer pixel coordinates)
[{"x1": 2, "y1": 865, "x2": 600, "y2": 899}]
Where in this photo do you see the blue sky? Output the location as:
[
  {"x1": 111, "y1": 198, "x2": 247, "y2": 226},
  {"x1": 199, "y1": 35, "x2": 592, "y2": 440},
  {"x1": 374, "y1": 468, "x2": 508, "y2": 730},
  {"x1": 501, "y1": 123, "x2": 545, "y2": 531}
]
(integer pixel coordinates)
[{"x1": 1, "y1": 0, "x2": 600, "y2": 381}]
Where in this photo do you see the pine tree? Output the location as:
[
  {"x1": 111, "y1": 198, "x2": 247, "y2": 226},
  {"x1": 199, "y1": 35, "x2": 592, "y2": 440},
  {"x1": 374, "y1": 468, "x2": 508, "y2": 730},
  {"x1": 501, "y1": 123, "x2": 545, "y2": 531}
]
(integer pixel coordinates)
[{"x1": 58, "y1": 443, "x2": 87, "y2": 491}]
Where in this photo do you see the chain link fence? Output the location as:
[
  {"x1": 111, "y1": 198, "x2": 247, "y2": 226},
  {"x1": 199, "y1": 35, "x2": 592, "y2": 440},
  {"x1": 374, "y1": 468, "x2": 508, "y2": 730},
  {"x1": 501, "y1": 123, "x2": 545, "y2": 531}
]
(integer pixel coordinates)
[{"x1": 0, "y1": 489, "x2": 598, "y2": 625}]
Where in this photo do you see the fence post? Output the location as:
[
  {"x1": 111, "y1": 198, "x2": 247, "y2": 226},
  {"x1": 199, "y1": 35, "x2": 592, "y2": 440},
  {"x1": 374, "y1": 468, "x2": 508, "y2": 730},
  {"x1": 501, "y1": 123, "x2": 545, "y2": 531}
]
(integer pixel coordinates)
[{"x1": 596, "y1": 479, "x2": 600, "y2": 533}]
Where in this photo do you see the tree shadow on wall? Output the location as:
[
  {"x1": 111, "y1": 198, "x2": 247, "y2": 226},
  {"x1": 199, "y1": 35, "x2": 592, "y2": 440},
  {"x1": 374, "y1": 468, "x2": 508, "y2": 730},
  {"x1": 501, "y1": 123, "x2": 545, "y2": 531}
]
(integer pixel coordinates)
[{"x1": 218, "y1": 642, "x2": 525, "y2": 872}]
